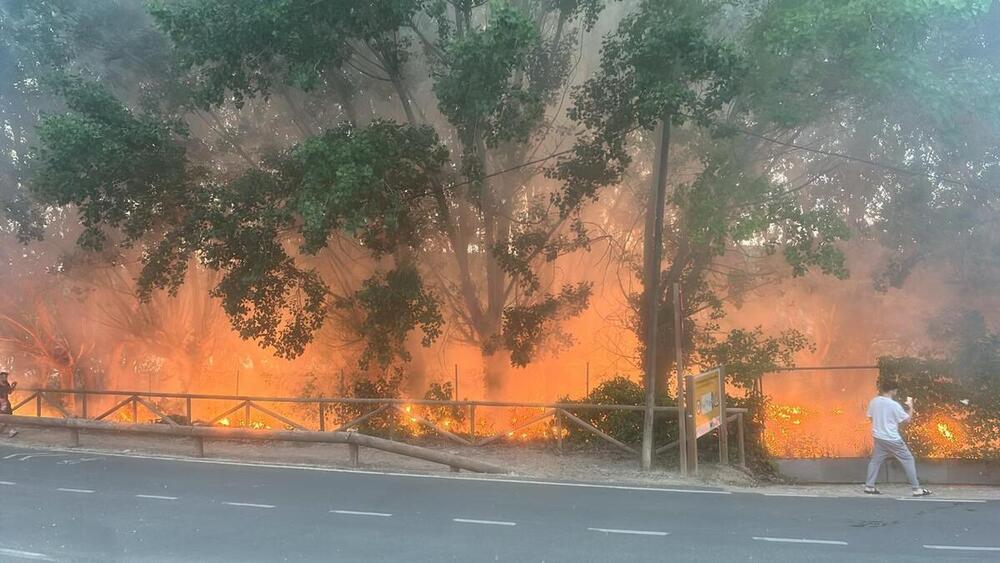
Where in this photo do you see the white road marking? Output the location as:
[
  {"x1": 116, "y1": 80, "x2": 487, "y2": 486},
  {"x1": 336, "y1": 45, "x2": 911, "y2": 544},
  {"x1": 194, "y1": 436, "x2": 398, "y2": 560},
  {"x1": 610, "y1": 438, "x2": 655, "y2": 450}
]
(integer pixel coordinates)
[
  {"x1": 588, "y1": 527, "x2": 669, "y2": 536},
  {"x1": 56, "y1": 488, "x2": 94, "y2": 494},
  {"x1": 924, "y1": 545, "x2": 1000, "y2": 552},
  {"x1": 762, "y1": 493, "x2": 822, "y2": 498},
  {"x1": 222, "y1": 502, "x2": 275, "y2": 509},
  {"x1": 753, "y1": 537, "x2": 847, "y2": 546},
  {"x1": 57, "y1": 457, "x2": 102, "y2": 465},
  {"x1": 7, "y1": 453, "x2": 67, "y2": 462},
  {"x1": 0, "y1": 481, "x2": 15, "y2": 485},
  {"x1": 453, "y1": 518, "x2": 517, "y2": 526},
  {"x1": 898, "y1": 498, "x2": 985, "y2": 503},
  {"x1": 331, "y1": 510, "x2": 392, "y2": 517},
  {"x1": 135, "y1": 494, "x2": 178, "y2": 501},
  {"x1": 0, "y1": 547, "x2": 55, "y2": 561}
]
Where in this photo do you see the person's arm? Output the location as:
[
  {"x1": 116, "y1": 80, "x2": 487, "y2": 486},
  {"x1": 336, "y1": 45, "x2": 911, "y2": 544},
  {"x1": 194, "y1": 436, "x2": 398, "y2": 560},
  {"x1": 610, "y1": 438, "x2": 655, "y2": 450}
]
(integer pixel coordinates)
[{"x1": 897, "y1": 399, "x2": 912, "y2": 424}]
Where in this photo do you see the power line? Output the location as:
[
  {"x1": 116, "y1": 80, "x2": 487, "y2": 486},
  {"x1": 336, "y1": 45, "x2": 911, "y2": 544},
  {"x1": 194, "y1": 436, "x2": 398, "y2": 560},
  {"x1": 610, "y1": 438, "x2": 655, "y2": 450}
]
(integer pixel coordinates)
[
  {"x1": 449, "y1": 146, "x2": 577, "y2": 190},
  {"x1": 450, "y1": 124, "x2": 971, "y2": 191},
  {"x1": 734, "y1": 127, "x2": 968, "y2": 187}
]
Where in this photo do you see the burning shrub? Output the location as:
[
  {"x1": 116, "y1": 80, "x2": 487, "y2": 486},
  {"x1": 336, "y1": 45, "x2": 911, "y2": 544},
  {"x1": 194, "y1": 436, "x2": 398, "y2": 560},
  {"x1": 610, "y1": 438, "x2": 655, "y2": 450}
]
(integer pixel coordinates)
[
  {"x1": 326, "y1": 371, "x2": 469, "y2": 441},
  {"x1": 331, "y1": 369, "x2": 404, "y2": 438},
  {"x1": 880, "y1": 355, "x2": 1000, "y2": 459},
  {"x1": 421, "y1": 381, "x2": 465, "y2": 428}
]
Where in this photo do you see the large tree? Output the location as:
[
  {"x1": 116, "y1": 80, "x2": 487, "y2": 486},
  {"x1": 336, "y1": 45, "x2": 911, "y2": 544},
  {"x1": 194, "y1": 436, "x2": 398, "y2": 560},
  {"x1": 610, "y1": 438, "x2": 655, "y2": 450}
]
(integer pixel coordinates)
[
  {"x1": 567, "y1": 0, "x2": 1000, "y2": 396},
  {"x1": 18, "y1": 0, "x2": 623, "y2": 393}
]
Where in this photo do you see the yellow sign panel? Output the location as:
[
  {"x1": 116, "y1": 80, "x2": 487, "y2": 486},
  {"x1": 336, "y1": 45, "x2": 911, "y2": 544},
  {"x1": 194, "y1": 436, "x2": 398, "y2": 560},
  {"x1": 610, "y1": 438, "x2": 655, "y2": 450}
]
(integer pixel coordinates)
[{"x1": 692, "y1": 369, "x2": 722, "y2": 438}]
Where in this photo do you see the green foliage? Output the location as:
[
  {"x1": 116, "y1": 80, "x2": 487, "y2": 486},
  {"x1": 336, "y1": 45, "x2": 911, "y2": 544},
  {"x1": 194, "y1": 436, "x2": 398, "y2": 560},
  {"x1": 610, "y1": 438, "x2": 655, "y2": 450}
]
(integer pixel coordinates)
[
  {"x1": 29, "y1": 77, "x2": 192, "y2": 250},
  {"x1": 698, "y1": 327, "x2": 811, "y2": 393},
  {"x1": 497, "y1": 282, "x2": 591, "y2": 366},
  {"x1": 674, "y1": 146, "x2": 851, "y2": 280},
  {"x1": 492, "y1": 214, "x2": 590, "y2": 294},
  {"x1": 134, "y1": 0, "x2": 597, "y2": 369},
  {"x1": 284, "y1": 121, "x2": 450, "y2": 255},
  {"x1": 120, "y1": 119, "x2": 449, "y2": 359},
  {"x1": 553, "y1": 0, "x2": 743, "y2": 215},
  {"x1": 747, "y1": 0, "x2": 1000, "y2": 291},
  {"x1": 149, "y1": 0, "x2": 424, "y2": 107},
  {"x1": 335, "y1": 265, "x2": 444, "y2": 370},
  {"x1": 747, "y1": 0, "x2": 996, "y2": 127},
  {"x1": 558, "y1": 0, "x2": 608, "y2": 31},
  {"x1": 433, "y1": 5, "x2": 542, "y2": 147}
]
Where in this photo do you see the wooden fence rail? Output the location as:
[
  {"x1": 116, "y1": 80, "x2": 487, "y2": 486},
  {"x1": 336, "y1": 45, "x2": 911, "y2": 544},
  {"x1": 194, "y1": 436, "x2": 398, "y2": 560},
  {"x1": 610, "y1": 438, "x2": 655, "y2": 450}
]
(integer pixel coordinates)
[
  {"x1": 0, "y1": 414, "x2": 508, "y2": 474},
  {"x1": 7, "y1": 388, "x2": 747, "y2": 468}
]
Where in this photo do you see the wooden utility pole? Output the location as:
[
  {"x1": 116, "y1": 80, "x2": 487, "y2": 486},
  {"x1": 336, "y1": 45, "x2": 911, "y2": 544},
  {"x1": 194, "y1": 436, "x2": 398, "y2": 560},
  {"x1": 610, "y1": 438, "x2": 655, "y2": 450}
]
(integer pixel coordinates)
[
  {"x1": 640, "y1": 117, "x2": 671, "y2": 471},
  {"x1": 674, "y1": 282, "x2": 688, "y2": 476}
]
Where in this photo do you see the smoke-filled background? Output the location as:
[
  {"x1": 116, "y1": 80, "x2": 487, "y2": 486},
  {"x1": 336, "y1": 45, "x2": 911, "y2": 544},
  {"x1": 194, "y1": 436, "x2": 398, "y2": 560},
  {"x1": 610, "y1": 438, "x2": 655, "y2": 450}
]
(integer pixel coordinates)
[{"x1": 1, "y1": 0, "x2": 998, "y2": 459}]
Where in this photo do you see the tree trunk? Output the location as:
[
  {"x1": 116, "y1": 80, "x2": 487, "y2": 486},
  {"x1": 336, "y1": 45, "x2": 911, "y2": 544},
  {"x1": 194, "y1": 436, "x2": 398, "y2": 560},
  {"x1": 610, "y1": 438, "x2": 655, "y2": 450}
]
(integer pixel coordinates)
[
  {"x1": 641, "y1": 116, "x2": 671, "y2": 470},
  {"x1": 482, "y1": 348, "x2": 510, "y2": 397}
]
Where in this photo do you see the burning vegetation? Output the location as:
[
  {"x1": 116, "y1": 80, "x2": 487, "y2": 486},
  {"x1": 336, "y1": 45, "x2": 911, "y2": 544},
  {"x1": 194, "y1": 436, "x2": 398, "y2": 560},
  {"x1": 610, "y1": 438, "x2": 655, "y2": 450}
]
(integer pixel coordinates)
[{"x1": 0, "y1": 0, "x2": 999, "y2": 467}]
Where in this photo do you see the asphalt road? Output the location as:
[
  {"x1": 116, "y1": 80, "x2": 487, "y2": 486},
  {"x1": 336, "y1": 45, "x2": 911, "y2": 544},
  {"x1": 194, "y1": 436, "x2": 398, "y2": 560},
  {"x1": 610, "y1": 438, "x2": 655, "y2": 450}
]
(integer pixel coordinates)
[{"x1": 0, "y1": 445, "x2": 998, "y2": 562}]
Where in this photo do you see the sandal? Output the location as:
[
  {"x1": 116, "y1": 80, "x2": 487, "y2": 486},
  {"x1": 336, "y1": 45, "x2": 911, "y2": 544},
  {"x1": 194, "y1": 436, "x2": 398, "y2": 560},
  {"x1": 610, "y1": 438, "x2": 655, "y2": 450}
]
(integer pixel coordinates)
[
  {"x1": 864, "y1": 487, "x2": 881, "y2": 495},
  {"x1": 912, "y1": 489, "x2": 933, "y2": 497}
]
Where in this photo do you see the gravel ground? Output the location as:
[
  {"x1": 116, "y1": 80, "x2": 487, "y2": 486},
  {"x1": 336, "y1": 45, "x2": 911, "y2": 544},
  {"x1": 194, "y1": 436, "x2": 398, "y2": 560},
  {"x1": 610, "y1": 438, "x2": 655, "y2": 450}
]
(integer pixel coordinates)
[{"x1": 3, "y1": 426, "x2": 998, "y2": 500}]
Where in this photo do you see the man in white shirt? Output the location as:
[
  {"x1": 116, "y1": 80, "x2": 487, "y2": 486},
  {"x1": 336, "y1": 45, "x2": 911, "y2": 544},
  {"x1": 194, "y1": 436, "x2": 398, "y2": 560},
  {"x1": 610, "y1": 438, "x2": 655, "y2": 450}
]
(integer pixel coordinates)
[{"x1": 863, "y1": 379, "x2": 931, "y2": 496}]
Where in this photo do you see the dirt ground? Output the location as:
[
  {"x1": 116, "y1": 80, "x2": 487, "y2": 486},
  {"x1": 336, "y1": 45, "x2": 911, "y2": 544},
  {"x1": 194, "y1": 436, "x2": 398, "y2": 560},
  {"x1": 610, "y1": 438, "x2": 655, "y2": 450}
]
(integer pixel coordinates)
[{"x1": 3, "y1": 426, "x2": 998, "y2": 500}]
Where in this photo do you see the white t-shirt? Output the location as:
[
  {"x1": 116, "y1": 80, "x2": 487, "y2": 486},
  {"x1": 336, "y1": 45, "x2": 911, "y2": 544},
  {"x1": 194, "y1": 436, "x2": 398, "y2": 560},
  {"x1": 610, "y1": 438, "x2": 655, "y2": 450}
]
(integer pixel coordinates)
[{"x1": 867, "y1": 396, "x2": 910, "y2": 442}]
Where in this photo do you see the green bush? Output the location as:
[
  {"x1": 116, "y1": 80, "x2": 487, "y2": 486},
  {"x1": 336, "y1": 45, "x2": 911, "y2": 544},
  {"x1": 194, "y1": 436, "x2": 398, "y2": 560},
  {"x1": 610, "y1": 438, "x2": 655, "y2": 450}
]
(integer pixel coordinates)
[{"x1": 560, "y1": 376, "x2": 678, "y2": 448}]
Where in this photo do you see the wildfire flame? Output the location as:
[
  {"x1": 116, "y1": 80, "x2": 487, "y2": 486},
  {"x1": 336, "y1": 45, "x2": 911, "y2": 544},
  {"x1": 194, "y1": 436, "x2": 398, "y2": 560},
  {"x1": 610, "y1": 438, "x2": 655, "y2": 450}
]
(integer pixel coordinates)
[
  {"x1": 763, "y1": 403, "x2": 835, "y2": 458},
  {"x1": 215, "y1": 416, "x2": 270, "y2": 429},
  {"x1": 916, "y1": 415, "x2": 965, "y2": 458},
  {"x1": 937, "y1": 422, "x2": 955, "y2": 441}
]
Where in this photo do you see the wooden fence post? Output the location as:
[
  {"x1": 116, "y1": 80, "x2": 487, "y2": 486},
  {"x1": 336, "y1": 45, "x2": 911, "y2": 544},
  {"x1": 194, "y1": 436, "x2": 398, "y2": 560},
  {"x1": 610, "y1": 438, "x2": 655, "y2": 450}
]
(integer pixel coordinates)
[
  {"x1": 737, "y1": 412, "x2": 746, "y2": 468},
  {"x1": 468, "y1": 404, "x2": 476, "y2": 445},
  {"x1": 555, "y1": 410, "x2": 563, "y2": 454},
  {"x1": 719, "y1": 367, "x2": 728, "y2": 465},
  {"x1": 349, "y1": 443, "x2": 359, "y2": 467}
]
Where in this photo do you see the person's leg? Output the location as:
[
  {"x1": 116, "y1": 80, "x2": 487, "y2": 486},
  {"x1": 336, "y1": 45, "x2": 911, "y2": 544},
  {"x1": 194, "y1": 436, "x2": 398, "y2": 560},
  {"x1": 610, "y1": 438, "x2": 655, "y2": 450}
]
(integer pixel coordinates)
[
  {"x1": 865, "y1": 438, "x2": 891, "y2": 489},
  {"x1": 888, "y1": 440, "x2": 921, "y2": 491},
  {"x1": 1, "y1": 401, "x2": 13, "y2": 436}
]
